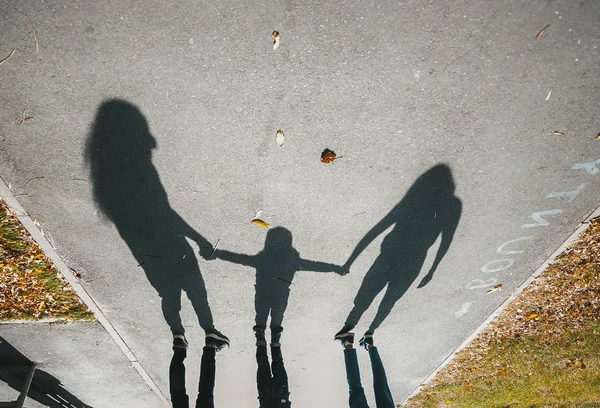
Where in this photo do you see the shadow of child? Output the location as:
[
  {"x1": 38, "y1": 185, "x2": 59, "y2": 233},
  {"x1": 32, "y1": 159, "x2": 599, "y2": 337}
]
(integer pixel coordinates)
[{"x1": 213, "y1": 227, "x2": 343, "y2": 329}]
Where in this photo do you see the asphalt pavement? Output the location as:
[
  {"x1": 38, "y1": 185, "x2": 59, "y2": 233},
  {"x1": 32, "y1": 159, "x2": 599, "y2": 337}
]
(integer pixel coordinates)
[{"x1": 1, "y1": 0, "x2": 599, "y2": 406}]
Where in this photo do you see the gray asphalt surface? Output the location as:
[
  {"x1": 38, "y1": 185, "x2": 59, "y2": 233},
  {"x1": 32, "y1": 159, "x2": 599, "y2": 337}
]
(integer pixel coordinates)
[
  {"x1": 1, "y1": 0, "x2": 599, "y2": 406},
  {"x1": 0, "y1": 323, "x2": 163, "y2": 408}
]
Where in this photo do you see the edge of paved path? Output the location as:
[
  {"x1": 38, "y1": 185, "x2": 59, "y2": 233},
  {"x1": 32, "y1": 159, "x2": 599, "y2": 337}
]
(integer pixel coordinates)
[
  {"x1": 0, "y1": 176, "x2": 170, "y2": 407},
  {"x1": 402, "y1": 203, "x2": 600, "y2": 405}
]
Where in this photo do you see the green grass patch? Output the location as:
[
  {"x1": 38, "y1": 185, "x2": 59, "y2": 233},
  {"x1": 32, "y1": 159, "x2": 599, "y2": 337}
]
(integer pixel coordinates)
[
  {"x1": 0, "y1": 198, "x2": 95, "y2": 322},
  {"x1": 408, "y1": 219, "x2": 600, "y2": 407}
]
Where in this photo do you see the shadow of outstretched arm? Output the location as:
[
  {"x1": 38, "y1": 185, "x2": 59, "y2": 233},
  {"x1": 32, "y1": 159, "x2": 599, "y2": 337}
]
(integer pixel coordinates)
[
  {"x1": 298, "y1": 259, "x2": 343, "y2": 274},
  {"x1": 172, "y1": 212, "x2": 213, "y2": 256},
  {"x1": 213, "y1": 249, "x2": 257, "y2": 268},
  {"x1": 417, "y1": 198, "x2": 462, "y2": 288},
  {"x1": 344, "y1": 208, "x2": 398, "y2": 271}
]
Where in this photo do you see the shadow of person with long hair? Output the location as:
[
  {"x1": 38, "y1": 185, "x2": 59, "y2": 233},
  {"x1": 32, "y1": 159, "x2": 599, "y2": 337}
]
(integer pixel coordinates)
[
  {"x1": 84, "y1": 99, "x2": 224, "y2": 339},
  {"x1": 0, "y1": 337, "x2": 92, "y2": 408},
  {"x1": 211, "y1": 227, "x2": 343, "y2": 407},
  {"x1": 336, "y1": 164, "x2": 462, "y2": 340}
]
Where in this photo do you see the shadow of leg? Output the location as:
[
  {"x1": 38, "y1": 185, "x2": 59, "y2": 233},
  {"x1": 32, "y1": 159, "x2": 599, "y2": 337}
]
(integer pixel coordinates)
[
  {"x1": 344, "y1": 261, "x2": 389, "y2": 330},
  {"x1": 183, "y1": 269, "x2": 215, "y2": 332},
  {"x1": 368, "y1": 278, "x2": 411, "y2": 333},
  {"x1": 255, "y1": 281, "x2": 270, "y2": 328},
  {"x1": 268, "y1": 288, "x2": 290, "y2": 330},
  {"x1": 161, "y1": 288, "x2": 185, "y2": 335}
]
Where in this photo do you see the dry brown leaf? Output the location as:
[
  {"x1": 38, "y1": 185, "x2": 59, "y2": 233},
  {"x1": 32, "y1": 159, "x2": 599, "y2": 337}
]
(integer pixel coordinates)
[
  {"x1": 595, "y1": 132, "x2": 600, "y2": 140},
  {"x1": 321, "y1": 148, "x2": 337, "y2": 164},
  {"x1": 554, "y1": 131, "x2": 565, "y2": 136},
  {"x1": 487, "y1": 283, "x2": 503, "y2": 294},
  {"x1": 272, "y1": 31, "x2": 280, "y2": 50}
]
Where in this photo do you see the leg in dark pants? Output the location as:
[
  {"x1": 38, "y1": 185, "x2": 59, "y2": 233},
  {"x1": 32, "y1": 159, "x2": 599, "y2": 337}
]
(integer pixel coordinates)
[
  {"x1": 256, "y1": 345, "x2": 273, "y2": 407},
  {"x1": 368, "y1": 347, "x2": 394, "y2": 408},
  {"x1": 196, "y1": 346, "x2": 216, "y2": 408},
  {"x1": 343, "y1": 348, "x2": 369, "y2": 408},
  {"x1": 271, "y1": 346, "x2": 290, "y2": 406},
  {"x1": 169, "y1": 348, "x2": 190, "y2": 408}
]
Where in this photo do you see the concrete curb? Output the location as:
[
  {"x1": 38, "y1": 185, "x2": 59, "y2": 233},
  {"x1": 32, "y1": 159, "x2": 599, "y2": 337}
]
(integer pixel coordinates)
[
  {"x1": 402, "y1": 203, "x2": 600, "y2": 406},
  {"x1": 0, "y1": 177, "x2": 170, "y2": 407}
]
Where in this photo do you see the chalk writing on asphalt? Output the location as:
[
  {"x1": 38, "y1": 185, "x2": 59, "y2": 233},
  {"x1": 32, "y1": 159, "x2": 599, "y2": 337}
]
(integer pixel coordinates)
[{"x1": 457, "y1": 158, "x2": 598, "y2": 318}]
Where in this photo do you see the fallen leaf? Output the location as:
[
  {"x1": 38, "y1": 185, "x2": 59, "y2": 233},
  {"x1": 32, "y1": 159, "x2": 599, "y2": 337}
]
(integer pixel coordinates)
[
  {"x1": 554, "y1": 131, "x2": 565, "y2": 136},
  {"x1": 487, "y1": 283, "x2": 503, "y2": 294},
  {"x1": 536, "y1": 24, "x2": 550, "y2": 40},
  {"x1": 272, "y1": 31, "x2": 280, "y2": 50},
  {"x1": 321, "y1": 148, "x2": 337, "y2": 164},
  {"x1": 595, "y1": 132, "x2": 600, "y2": 140},
  {"x1": 546, "y1": 88, "x2": 552, "y2": 101},
  {"x1": 276, "y1": 130, "x2": 285, "y2": 146},
  {"x1": 527, "y1": 313, "x2": 540, "y2": 321},
  {"x1": 251, "y1": 219, "x2": 270, "y2": 229}
]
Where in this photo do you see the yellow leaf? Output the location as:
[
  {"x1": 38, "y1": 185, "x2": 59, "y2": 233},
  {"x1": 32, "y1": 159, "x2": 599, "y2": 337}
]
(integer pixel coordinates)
[
  {"x1": 251, "y1": 219, "x2": 270, "y2": 229},
  {"x1": 527, "y1": 313, "x2": 540, "y2": 321}
]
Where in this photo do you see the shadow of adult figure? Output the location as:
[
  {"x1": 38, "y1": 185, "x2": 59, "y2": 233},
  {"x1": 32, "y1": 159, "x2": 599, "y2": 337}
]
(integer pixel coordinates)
[
  {"x1": 0, "y1": 337, "x2": 92, "y2": 408},
  {"x1": 338, "y1": 164, "x2": 462, "y2": 335},
  {"x1": 85, "y1": 99, "x2": 219, "y2": 336}
]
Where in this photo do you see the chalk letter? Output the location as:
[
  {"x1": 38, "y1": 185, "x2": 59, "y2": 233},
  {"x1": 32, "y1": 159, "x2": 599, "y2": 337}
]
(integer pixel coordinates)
[
  {"x1": 572, "y1": 159, "x2": 600, "y2": 175},
  {"x1": 521, "y1": 209, "x2": 562, "y2": 228},
  {"x1": 496, "y1": 236, "x2": 534, "y2": 255},
  {"x1": 454, "y1": 302, "x2": 474, "y2": 318},
  {"x1": 482, "y1": 258, "x2": 514, "y2": 273},
  {"x1": 546, "y1": 184, "x2": 585, "y2": 202}
]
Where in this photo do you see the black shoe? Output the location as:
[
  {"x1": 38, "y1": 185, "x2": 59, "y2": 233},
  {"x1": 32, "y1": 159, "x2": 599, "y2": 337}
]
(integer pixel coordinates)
[
  {"x1": 359, "y1": 331, "x2": 373, "y2": 350},
  {"x1": 254, "y1": 325, "x2": 266, "y2": 347},
  {"x1": 173, "y1": 334, "x2": 188, "y2": 351},
  {"x1": 271, "y1": 326, "x2": 283, "y2": 347},
  {"x1": 205, "y1": 332, "x2": 230, "y2": 351},
  {"x1": 334, "y1": 330, "x2": 354, "y2": 347}
]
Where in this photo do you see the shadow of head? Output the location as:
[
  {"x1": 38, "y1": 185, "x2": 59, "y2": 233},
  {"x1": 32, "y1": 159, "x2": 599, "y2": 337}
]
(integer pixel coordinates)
[
  {"x1": 84, "y1": 99, "x2": 161, "y2": 223},
  {"x1": 264, "y1": 227, "x2": 294, "y2": 252},
  {"x1": 406, "y1": 163, "x2": 456, "y2": 203},
  {"x1": 85, "y1": 99, "x2": 157, "y2": 157}
]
